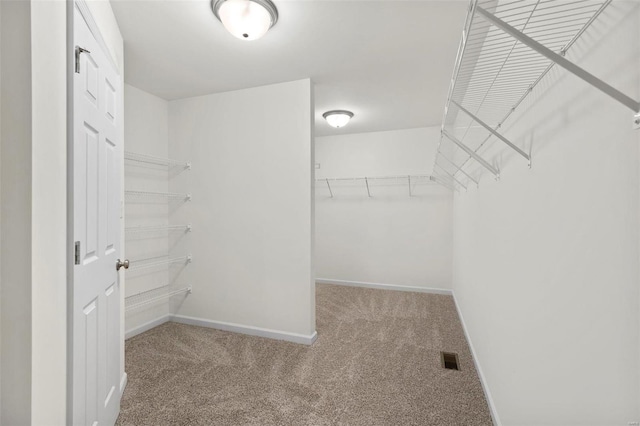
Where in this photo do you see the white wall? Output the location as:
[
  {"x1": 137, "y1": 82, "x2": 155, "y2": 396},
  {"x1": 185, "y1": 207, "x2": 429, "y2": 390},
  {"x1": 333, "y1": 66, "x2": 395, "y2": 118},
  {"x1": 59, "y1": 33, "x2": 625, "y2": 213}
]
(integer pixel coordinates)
[
  {"x1": 31, "y1": 1, "x2": 67, "y2": 424},
  {"x1": 315, "y1": 127, "x2": 453, "y2": 289},
  {"x1": 169, "y1": 79, "x2": 316, "y2": 340},
  {"x1": 1, "y1": 2, "x2": 33, "y2": 423},
  {"x1": 452, "y1": 3, "x2": 640, "y2": 424},
  {"x1": 123, "y1": 84, "x2": 172, "y2": 336}
]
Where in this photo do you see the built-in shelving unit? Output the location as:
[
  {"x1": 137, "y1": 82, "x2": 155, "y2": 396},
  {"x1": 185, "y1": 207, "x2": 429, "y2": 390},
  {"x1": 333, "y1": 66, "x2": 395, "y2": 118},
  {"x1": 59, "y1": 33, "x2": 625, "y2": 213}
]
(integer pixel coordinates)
[
  {"x1": 124, "y1": 151, "x2": 192, "y2": 320},
  {"x1": 432, "y1": 0, "x2": 640, "y2": 190}
]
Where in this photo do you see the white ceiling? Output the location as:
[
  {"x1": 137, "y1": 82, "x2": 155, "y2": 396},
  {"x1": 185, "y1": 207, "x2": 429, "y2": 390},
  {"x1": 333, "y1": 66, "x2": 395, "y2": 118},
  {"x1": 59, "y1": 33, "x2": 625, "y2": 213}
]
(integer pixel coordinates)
[{"x1": 111, "y1": 0, "x2": 467, "y2": 136}]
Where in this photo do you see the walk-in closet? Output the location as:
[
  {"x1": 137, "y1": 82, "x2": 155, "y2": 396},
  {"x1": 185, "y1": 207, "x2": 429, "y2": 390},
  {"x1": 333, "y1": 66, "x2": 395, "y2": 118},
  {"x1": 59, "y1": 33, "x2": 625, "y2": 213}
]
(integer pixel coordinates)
[{"x1": 0, "y1": 0, "x2": 639, "y2": 425}]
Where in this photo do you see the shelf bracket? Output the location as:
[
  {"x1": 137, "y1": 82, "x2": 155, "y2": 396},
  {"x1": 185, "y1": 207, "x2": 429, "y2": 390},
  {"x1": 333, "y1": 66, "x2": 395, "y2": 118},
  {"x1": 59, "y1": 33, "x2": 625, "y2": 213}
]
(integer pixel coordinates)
[
  {"x1": 438, "y1": 153, "x2": 479, "y2": 187},
  {"x1": 325, "y1": 178, "x2": 334, "y2": 198},
  {"x1": 476, "y1": 6, "x2": 640, "y2": 115},
  {"x1": 408, "y1": 175, "x2": 412, "y2": 197},
  {"x1": 442, "y1": 130, "x2": 500, "y2": 179},
  {"x1": 436, "y1": 164, "x2": 467, "y2": 191},
  {"x1": 452, "y1": 101, "x2": 530, "y2": 164},
  {"x1": 365, "y1": 177, "x2": 371, "y2": 197}
]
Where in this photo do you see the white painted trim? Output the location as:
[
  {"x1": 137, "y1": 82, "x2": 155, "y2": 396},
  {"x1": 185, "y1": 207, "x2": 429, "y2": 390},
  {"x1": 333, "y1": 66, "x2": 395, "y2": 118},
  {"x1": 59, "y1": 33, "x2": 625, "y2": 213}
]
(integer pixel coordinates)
[
  {"x1": 73, "y1": 0, "x2": 120, "y2": 74},
  {"x1": 119, "y1": 372, "x2": 127, "y2": 396},
  {"x1": 125, "y1": 314, "x2": 171, "y2": 340},
  {"x1": 452, "y1": 292, "x2": 501, "y2": 426},
  {"x1": 316, "y1": 278, "x2": 453, "y2": 295},
  {"x1": 171, "y1": 315, "x2": 318, "y2": 346}
]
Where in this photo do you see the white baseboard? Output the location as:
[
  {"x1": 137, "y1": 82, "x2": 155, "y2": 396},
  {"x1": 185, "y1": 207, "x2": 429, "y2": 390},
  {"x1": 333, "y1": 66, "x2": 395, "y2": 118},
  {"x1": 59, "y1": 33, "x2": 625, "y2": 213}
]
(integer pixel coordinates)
[
  {"x1": 119, "y1": 372, "x2": 128, "y2": 395},
  {"x1": 171, "y1": 314, "x2": 318, "y2": 346},
  {"x1": 316, "y1": 278, "x2": 453, "y2": 295},
  {"x1": 452, "y1": 292, "x2": 501, "y2": 426},
  {"x1": 125, "y1": 314, "x2": 171, "y2": 340}
]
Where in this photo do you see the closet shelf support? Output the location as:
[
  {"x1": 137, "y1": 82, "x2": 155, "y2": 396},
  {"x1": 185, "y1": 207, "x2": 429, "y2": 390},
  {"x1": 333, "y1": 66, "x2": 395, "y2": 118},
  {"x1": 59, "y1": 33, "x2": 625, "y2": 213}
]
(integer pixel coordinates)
[
  {"x1": 365, "y1": 177, "x2": 371, "y2": 197},
  {"x1": 476, "y1": 6, "x2": 640, "y2": 116},
  {"x1": 452, "y1": 101, "x2": 530, "y2": 164},
  {"x1": 442, "y1": 130, "x2": 499, "y2": 179}
]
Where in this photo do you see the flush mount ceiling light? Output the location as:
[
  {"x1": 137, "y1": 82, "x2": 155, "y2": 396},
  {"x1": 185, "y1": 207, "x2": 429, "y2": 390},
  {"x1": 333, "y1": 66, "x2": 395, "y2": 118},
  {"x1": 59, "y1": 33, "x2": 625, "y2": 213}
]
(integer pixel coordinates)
[
  {"x1": 212, "y1": 0, "x2": 278, "y2": 41},
  {"x1": 323, "y1": 110, "x2": 354, "y2": 128}
]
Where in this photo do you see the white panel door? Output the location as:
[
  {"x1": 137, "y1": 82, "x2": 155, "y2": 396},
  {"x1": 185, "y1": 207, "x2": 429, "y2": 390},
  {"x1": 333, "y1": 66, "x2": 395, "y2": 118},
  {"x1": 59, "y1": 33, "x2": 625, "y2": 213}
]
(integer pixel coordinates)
[{"x1": 72, "y1": 5, "x2": 122, "y2": 426}]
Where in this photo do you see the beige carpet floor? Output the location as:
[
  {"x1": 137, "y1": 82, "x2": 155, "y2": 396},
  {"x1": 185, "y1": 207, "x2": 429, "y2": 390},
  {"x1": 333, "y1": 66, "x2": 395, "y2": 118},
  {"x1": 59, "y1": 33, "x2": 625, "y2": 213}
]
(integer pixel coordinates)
[{"x1": 117, "y1": 284, "x2": 493, "y2": 425}]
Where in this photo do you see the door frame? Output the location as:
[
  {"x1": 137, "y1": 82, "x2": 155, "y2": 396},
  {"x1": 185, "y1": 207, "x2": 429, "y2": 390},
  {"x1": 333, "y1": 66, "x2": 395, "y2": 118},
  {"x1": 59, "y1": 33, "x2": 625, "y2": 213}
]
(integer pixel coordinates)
[{"x1": 66, "y1": 1, "x2": 125, "y2": 423}]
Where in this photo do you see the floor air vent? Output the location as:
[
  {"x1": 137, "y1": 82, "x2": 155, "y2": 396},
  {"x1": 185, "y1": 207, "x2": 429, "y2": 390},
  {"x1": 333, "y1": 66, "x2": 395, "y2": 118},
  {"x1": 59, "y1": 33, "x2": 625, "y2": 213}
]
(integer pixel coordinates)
[{"x1": 441, "y1": 352, "x2": 460, "y2": 370}]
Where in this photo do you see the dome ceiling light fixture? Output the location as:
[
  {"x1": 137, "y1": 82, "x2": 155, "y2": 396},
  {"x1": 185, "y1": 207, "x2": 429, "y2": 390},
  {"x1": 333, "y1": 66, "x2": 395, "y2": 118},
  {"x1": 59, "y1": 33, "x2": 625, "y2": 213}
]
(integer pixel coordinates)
[
  {"x1": 211, "y1": 0, "x2": 278, "y2": 41},
  {"x1": 323, "y1": 110, "x2": 354, "y2": 128}
]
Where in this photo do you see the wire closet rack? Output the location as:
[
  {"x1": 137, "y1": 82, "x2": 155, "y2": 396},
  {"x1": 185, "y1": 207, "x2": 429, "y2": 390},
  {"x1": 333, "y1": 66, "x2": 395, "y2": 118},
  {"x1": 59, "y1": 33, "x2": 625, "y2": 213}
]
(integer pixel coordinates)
[
  {"x1": 316, "y1": 174, "x2": 454, "y2": 196},
  {"x1": 125, "y1": 151, "x2": 191, "y2": 170},
  {"x1": 125, "y1": 285, "x2": 192, "y2": 311},
  {"x1": 125, "y1": 224, "x2": 192, "y2": 235},
  {"x1": 433, "y1": 0, "x2": 640, "y2": 190},
  {"x1": 124, "y1": 190, "x2": 192, "y2": 201}
]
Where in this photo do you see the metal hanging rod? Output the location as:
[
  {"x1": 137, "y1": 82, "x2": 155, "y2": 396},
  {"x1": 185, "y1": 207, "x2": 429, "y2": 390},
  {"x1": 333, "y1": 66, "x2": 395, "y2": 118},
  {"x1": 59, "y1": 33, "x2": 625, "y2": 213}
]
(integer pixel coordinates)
[
  {"x1": 128, "y1": 255, "x2": 192, "y2": 271},
  {"x1": 125, "y1": 224, "x2": 192, "y2": 234},
  {"x1": 124, "y1": 151, "x2": 191, "y2": 170},
  {"x1": 125, "y1": 190, "x2": 192, "y2": 201},
  {"x1": 125, "y1": 286, "x2": 192, "y2": 311},
  {"x1": 433, "y1": 0, "x2": 618, "y2": 185}
]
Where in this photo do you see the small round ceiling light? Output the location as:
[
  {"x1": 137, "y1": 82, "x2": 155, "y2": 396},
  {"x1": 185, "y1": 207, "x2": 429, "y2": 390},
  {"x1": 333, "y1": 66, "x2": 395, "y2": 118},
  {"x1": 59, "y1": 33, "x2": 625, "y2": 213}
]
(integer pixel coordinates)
[
  {"x1": 212, "y1": 0, "x2": 278, "y2": 41},
  {"x1": 323, "y1": 110, "x2": 354, "y2": 128}
]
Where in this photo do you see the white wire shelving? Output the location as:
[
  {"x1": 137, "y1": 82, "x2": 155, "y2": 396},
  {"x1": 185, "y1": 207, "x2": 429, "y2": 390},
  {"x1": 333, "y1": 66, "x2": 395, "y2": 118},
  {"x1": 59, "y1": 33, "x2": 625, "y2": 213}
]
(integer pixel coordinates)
[
  {"x1": 124, "y1": 190, "x2": 192, "y2": 201},
  {"x1": 316, "y1": 174, "x2": 455, "y2": 196},
  {"x1": 125, "y1": 224, "x2": 192, "y2": 235},
  {"x1": 125, "y1": 285, "x2": 192, "y2": 311},
  {"x1": 128, "y1": 255, "x2": 192, "y2": 271},
  {"x1": 125, "y1": 151, "x2": 191, "y2": 170},
  {"x1": 433, "y1": 0, "x2": 640, "y2": 190}
]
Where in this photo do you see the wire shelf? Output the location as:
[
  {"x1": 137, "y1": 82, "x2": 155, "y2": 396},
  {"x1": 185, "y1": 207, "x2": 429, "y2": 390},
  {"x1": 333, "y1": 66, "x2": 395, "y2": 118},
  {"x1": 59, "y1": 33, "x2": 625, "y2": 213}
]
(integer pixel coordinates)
[
  {"x1": 125, "y1": 190, "x2": 192, "y2": 201},
  {"x1": 434, "y1": 0, "x2": 614, "y2": 187},
  {"x1": 128, "y1": 255, "x2": 192, "y2": 271},
  {"x1": 124, "y1": 151, "x2": 191, "y2": 170},
  {"x1": 315, "y1": 174, "x2": 449, "y2": 196},
  {"x1": 125, "y1": 224, "x2": 192, "y2": 235},
  {"x1": 125, "y1": 285, "x2": 192, "y2": 311}
]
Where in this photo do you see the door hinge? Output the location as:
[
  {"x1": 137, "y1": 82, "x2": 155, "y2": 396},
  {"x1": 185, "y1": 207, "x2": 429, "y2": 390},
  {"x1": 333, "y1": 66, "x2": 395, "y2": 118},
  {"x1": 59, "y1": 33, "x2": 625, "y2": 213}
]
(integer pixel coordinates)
[
  {"x1": 75, "y1": 46, "x2": 91, "y2": 74},
  {"x1": 74, "y1": 241, "x2": 81, "y2": 265}
]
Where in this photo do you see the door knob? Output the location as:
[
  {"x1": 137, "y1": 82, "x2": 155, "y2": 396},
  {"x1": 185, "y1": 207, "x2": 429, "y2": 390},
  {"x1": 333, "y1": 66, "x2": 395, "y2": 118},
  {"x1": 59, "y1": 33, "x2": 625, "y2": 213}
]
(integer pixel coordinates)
[{"x1": 116, "y1": 259, "x2": 129, "y2": 271}]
